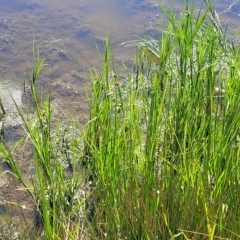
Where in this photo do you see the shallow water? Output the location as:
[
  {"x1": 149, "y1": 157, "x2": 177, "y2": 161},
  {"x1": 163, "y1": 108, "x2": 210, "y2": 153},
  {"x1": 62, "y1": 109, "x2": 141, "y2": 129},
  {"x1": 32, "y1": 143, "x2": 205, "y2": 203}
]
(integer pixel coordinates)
[
  {"x1": 0, "y1": 0, "x2": 240, "y2": 234},
  {"x1": 0, "y1": 0, "x2": 239, "y2": 116},
  {"x1": 0, "y1": 0, "x2": 163, "y2": 118}
]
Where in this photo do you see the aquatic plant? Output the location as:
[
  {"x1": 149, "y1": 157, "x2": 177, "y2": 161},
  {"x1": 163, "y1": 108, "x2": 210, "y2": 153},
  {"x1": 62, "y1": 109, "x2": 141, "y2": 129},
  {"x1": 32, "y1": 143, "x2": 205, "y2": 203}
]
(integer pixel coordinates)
[
  {"x1": 83, "y1": 1, "x2": 240, "y2": 239},
  {"x1": 0, "y1": 0, "x2": 240, "y2": 239},
  {"x1": 0, "y1": 46, "x2": 88, "y2": 239}
]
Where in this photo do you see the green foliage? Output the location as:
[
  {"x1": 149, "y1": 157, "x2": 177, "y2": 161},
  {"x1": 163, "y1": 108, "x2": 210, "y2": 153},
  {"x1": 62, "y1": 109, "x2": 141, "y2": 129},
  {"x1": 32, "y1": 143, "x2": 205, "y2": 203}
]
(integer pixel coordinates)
[
  {"x1": 1, "y1": 1, "x2": 240, "y2": 239},
  {"x1": 84, "y1": 1, "x2": 240, "y2": 239},
  {"x1": 0, "y1": 46, "x2": 85, "y2": 239}
]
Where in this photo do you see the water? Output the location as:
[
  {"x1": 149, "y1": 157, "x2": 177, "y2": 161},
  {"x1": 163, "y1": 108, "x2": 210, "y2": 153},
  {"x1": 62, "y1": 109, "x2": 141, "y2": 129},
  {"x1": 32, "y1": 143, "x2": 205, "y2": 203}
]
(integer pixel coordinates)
[
  {"x1": 0, "y1": 1, "x2": 239, "y2": 115},
  {"x1": 0, "y1": 0, "x2": 239, "y2": 234},
  {"x1": 0, "y1": 0, "x2": 164, "y2": 119}
]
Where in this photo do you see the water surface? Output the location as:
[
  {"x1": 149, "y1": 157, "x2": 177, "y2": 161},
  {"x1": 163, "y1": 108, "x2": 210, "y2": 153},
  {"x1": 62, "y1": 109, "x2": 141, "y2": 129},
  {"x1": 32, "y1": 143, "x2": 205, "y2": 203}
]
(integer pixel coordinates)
[{"x1": 0, "y1": 0, "x2": 239, "y2": 116}]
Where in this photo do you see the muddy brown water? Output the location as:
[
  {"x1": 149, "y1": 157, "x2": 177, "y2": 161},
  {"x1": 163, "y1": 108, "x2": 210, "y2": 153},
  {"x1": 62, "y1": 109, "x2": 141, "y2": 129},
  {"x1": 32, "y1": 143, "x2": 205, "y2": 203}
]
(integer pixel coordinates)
[{"x1": 0, "y1": 0, "x2": 239, "y2": 236}]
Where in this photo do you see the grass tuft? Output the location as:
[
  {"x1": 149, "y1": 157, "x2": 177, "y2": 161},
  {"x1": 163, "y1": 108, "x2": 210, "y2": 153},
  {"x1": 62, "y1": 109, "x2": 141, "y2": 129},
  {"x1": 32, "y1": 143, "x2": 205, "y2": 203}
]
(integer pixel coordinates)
[{"x1": 1, "y1": 1, "x2": 240, "y2": 239}]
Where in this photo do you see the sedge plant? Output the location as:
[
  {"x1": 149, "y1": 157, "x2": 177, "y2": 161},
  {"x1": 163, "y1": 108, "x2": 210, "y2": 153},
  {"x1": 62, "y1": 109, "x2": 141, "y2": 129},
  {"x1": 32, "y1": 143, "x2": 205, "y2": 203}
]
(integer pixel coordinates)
[
  {"x1": 0, "y1": 46, "x2": 87, "y2": 239},
  {"x1": 0, "y1": 1, "x2": 240, "y2": 239},
  {"x1": 83, "y1": 1, "x2": 240, "y2": 239}
]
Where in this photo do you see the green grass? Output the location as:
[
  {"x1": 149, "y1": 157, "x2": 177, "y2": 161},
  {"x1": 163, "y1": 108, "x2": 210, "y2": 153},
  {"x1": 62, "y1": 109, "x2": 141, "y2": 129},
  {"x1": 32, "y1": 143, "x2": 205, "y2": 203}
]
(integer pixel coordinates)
[
  {"x1": 1, "y1": 0, "x2": 240, "y2": 239},
  {"x1": 84, "y1": 1, "x2": 240, "y2": 239},
  {"x1": 0, "y1": 46, "x2": 86, "y2": 240}
]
